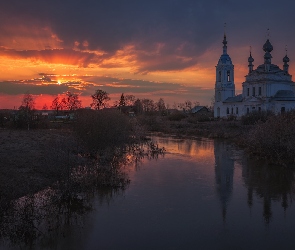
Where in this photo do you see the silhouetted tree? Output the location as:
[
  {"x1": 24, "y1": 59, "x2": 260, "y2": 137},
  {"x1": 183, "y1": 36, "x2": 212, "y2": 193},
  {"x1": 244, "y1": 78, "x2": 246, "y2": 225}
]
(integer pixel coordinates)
[
  {"x1": 156, "y1": 98, "x2": 166, "y2": 111},
  {"x1": 51, "y1": 96, "x2": 65, "y2": 115},
  {"x1": 62, "y1": 91, "x2": 82, "y2": 110},
  {"x1": 119, "y1": 93, "x2": 126, "y2": 107},
  {"x1": 141, "y1": 99, "x2": 156, "y2": 113},
  {"x1": 134, "y1": 99, "x2": 143, "y2": 114},
  {"x1": 18, "y1": 93, "x2": 35, "y2": 130},
  {"x1": 125, "y1": 94, "x2": 135, "y2": 106},
  {"x1": 42, "y1": 103, "x2": 48, "y2": 110},
  {"x1": 90, "y1": 89, "x2": 110, "y2": 110}
]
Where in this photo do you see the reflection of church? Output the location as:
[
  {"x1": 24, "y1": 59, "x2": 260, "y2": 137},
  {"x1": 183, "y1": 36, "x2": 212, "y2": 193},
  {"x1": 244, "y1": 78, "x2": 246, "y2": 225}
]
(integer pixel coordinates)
[
  {"x1": 214, "y1": 33, "x2": 295, "y2": 118},
  {"x1": 214, "y1": 139, "x2": 295, "y2": 224},
  {"x1": 214, "y1": 141, "x2": 234, "y2": 221},
  {"x1": 242, "y1": 159, "x2": 294, "y2": 224}
]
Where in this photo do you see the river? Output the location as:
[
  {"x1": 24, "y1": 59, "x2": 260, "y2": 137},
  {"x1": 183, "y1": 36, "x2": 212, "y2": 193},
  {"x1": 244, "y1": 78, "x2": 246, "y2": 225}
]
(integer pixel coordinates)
[{"x1": 1, "y1": 136, "x2": 295, "y2": 250}]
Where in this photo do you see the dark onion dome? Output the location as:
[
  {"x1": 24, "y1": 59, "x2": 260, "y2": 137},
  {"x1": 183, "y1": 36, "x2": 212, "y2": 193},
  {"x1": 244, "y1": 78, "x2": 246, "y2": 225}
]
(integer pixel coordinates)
[
  {"x1": 283, "y1": 54, "x2": 290, "y2": 63},
  {"x1": 263, "y1": 39, "x2": 273, "y2": 52},
  {"x1": 248, "y1": 53, "x2": 254, "y2": 63}
]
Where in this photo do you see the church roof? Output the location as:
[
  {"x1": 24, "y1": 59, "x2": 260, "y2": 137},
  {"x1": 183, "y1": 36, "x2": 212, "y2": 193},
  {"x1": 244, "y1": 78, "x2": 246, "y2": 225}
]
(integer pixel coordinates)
[
  {"x1": 223, "y1": 94, "x2": 243, "y2": 103},
  {"x1": 245, "y1": 38, "x2": 292, "y2": 82},
  {"x1": 218, "y1": 54, "x2": 232, "y2": 64},
  {"x1": 271, "y1": 90, "x2": 295, "y2": 101},
  {"x1": 245, "y1": 63, "x2": 292, "y2": 82}
]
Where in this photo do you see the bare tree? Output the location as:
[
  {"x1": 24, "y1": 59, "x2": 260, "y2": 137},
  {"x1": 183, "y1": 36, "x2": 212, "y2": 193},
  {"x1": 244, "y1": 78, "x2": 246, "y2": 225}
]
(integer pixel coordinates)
[
  {"x1": 134, "y1": 99, "x2": 143, "y2": 114},
  {"x1": 156, "y1": 98, "x2": 166, "y2": 111},
  {"x1": 193, "y1": 100, "x2": 200, "y2": 107},
  {"x1": 185, "y1": 100, "x2": 192, "y2": 112},
  {"x1": 125, "y1": 94, "x2": 136, "y2": 106},
  {"x1": 141, "y1": 99, "x2": 156, "y2": 113},
  {"x1": 62, "y1": 91, "x2": 82, "y2": 110},
  {"x1": 90, "y1": 89, "x2": 110, "y2": 110},
  {"x1": 51, "y1": 96, "x2": 65, "y2": 115},
  {"x1": 42, "y1": 103, "x2": 48, "y2": 110},
  {"x1": 18, "y1": 93, "x2": 35, "y2": 130},
  {"x1": 20, "y1": 93, "x2": 35, "y2": 111}
]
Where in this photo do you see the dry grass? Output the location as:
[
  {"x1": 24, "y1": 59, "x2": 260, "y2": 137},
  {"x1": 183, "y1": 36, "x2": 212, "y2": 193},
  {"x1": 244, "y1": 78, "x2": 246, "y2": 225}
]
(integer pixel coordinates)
[{"x1": 0, "y1": 129, "x2": 83, "y2": 206}]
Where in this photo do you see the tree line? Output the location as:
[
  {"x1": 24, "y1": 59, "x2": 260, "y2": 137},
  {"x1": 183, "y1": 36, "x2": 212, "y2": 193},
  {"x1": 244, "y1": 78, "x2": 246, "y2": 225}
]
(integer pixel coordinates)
[{"x1": 18, "y1": 89, "x2": 201, "y2": 115}]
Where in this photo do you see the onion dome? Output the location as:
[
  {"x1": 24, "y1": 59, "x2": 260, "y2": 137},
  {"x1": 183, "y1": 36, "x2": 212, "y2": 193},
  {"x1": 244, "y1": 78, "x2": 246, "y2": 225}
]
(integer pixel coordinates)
[
  {"x1": 283, "y1": 55, "x2": 290, "y2": 63},
  {"x1": 248, "y1": 52, "x2": 254, "y2": 63},
  {"x1": 263, "y1": 39, "x2": 273, "y2": 53}
]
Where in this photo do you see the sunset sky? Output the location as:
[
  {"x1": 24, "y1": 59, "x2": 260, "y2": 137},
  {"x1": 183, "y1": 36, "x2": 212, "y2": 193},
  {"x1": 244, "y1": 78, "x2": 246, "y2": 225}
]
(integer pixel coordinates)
[{"x1": 0, "y1": 0, "x2": 295, "y2": 109}]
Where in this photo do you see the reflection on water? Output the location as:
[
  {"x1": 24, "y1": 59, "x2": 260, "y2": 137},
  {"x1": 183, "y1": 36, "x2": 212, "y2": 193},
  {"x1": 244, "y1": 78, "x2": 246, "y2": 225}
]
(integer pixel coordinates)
[
  {"x1": 214, "y1": 140, "x2": 234, "y2": 222},
  {"x1": 241, "y1": 156, "x2": 295, "y2": 224},
  {"x1": 2, "y1": 136, "x2": 295, "y2": 249},
  {"x1": 214, "y1": 139, "x2": 295, "y2": 225}
]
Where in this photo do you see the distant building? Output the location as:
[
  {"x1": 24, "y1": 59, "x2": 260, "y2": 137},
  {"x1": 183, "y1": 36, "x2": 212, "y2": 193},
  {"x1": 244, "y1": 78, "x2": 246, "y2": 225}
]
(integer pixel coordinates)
[
  {"x1": 214, "y1": 34, "x2": 295, "y2": 118},
  {"x1": 191, "y1": 106, "x2": 209, "y2": 114}
]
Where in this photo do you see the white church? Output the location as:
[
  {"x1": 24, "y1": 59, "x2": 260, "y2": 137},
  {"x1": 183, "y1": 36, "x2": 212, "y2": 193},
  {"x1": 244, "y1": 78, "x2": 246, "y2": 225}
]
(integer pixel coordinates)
[{"x1": 214, "y1": 34, "x2": 295, "y2": 118}]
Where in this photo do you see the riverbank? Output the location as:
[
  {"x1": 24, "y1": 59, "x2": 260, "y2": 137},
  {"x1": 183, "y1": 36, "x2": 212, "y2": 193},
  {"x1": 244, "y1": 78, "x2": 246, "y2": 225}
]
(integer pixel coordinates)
[
  {"x1": 138, "y1": 114, "x2": 251, "y2": 140},
  {"x1": 138, "y1": 112, "x2": 295, "y2": 165}
]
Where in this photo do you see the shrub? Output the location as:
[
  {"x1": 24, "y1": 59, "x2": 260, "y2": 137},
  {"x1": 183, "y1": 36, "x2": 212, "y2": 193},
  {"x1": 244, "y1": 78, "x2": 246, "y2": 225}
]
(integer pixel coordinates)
[
  {"x1": 74, "y1": 109, "x2": 132, "y2": 153},
  {"x1": 241, "y1": 111, "x2": 273, "y2": 125},
  {"x1": 167, "y1": 112, "x2": 186, "y2": 121},
  {"x1": 244, "y1": 111, "x2": 295, "y2": 163}
]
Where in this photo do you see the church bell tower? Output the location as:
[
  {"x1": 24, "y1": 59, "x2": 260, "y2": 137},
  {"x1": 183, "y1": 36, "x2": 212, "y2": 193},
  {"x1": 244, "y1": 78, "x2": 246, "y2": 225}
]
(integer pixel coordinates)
[{"x1": 214, "y1": 34, "x2": 235, "y2": 118}]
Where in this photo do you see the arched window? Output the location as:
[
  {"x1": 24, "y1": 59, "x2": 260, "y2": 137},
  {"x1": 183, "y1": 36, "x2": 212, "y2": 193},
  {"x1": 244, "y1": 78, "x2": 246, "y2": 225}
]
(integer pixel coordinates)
[
  {"x1": 227, "y1": 71, "x2": 230, "y2": 82},
  {"x1": 218, "y1": 71, "x2": 221, "y2": 82},
  {"x1": 226, "y1": 107, "x2": 229, "y2": 114}
]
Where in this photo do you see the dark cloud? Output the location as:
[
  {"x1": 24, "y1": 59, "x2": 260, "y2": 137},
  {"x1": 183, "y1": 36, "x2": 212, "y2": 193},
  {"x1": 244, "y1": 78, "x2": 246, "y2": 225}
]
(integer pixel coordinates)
[
  {"x1": 79, "y1": 75, "x2": 212, "y2": 98},
  {"x1": 0, "y1": 81, "x2": 68, "y2": 95},
  {"x1": 0, "y1": 0, "x2": 295, "y2": 73}
]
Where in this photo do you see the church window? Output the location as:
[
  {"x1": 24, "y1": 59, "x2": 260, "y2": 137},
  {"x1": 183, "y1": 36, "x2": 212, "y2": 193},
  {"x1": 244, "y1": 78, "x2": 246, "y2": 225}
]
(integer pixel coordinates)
[
  {"x1": 258, "y1": 87, "x2": 262, "y2": 95},
  {"x1": 247, "y1": 88, "x2": 249, "y2": 96},
  {"x1": 252, "y1": 87, "x2": 255, "y2": 96},
  {"x1": 236, "y1": 107, "x2": 238, "y2": 114},
  {"x1": 218, "y1": 92, "x2": 221, "y2": 101},
  {"x1": 227, "y1": 71, "x2": 230, "y2": 82},
  {"x1": 247, "y1": 107, "x2": 249, "y2": 114},
  {"x1": 218, "y1": 71, "x2": 221, "y2": 82},
  {"x1": 226, "y1": 107, "x2": 229, "y2": 114}
]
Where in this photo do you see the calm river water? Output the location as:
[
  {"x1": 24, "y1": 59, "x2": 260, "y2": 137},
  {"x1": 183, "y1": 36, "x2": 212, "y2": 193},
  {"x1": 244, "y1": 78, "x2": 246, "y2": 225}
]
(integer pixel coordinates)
[{"x1": 2, "y1": 136, "x2": 295, "y2": 250}]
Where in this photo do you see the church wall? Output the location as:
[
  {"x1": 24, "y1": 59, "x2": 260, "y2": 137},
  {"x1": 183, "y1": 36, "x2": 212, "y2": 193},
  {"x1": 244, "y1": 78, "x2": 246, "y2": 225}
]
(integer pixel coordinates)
[{"x1": 273, "y1": 101, "x2": 295, "y2": 114}]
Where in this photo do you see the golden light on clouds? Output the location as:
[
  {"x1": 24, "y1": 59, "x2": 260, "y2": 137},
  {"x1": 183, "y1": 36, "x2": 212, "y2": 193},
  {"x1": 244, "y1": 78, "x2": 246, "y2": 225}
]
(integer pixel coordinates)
[{"x1": 0, "y1": 24, "x2": 63, "y2": 51}]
